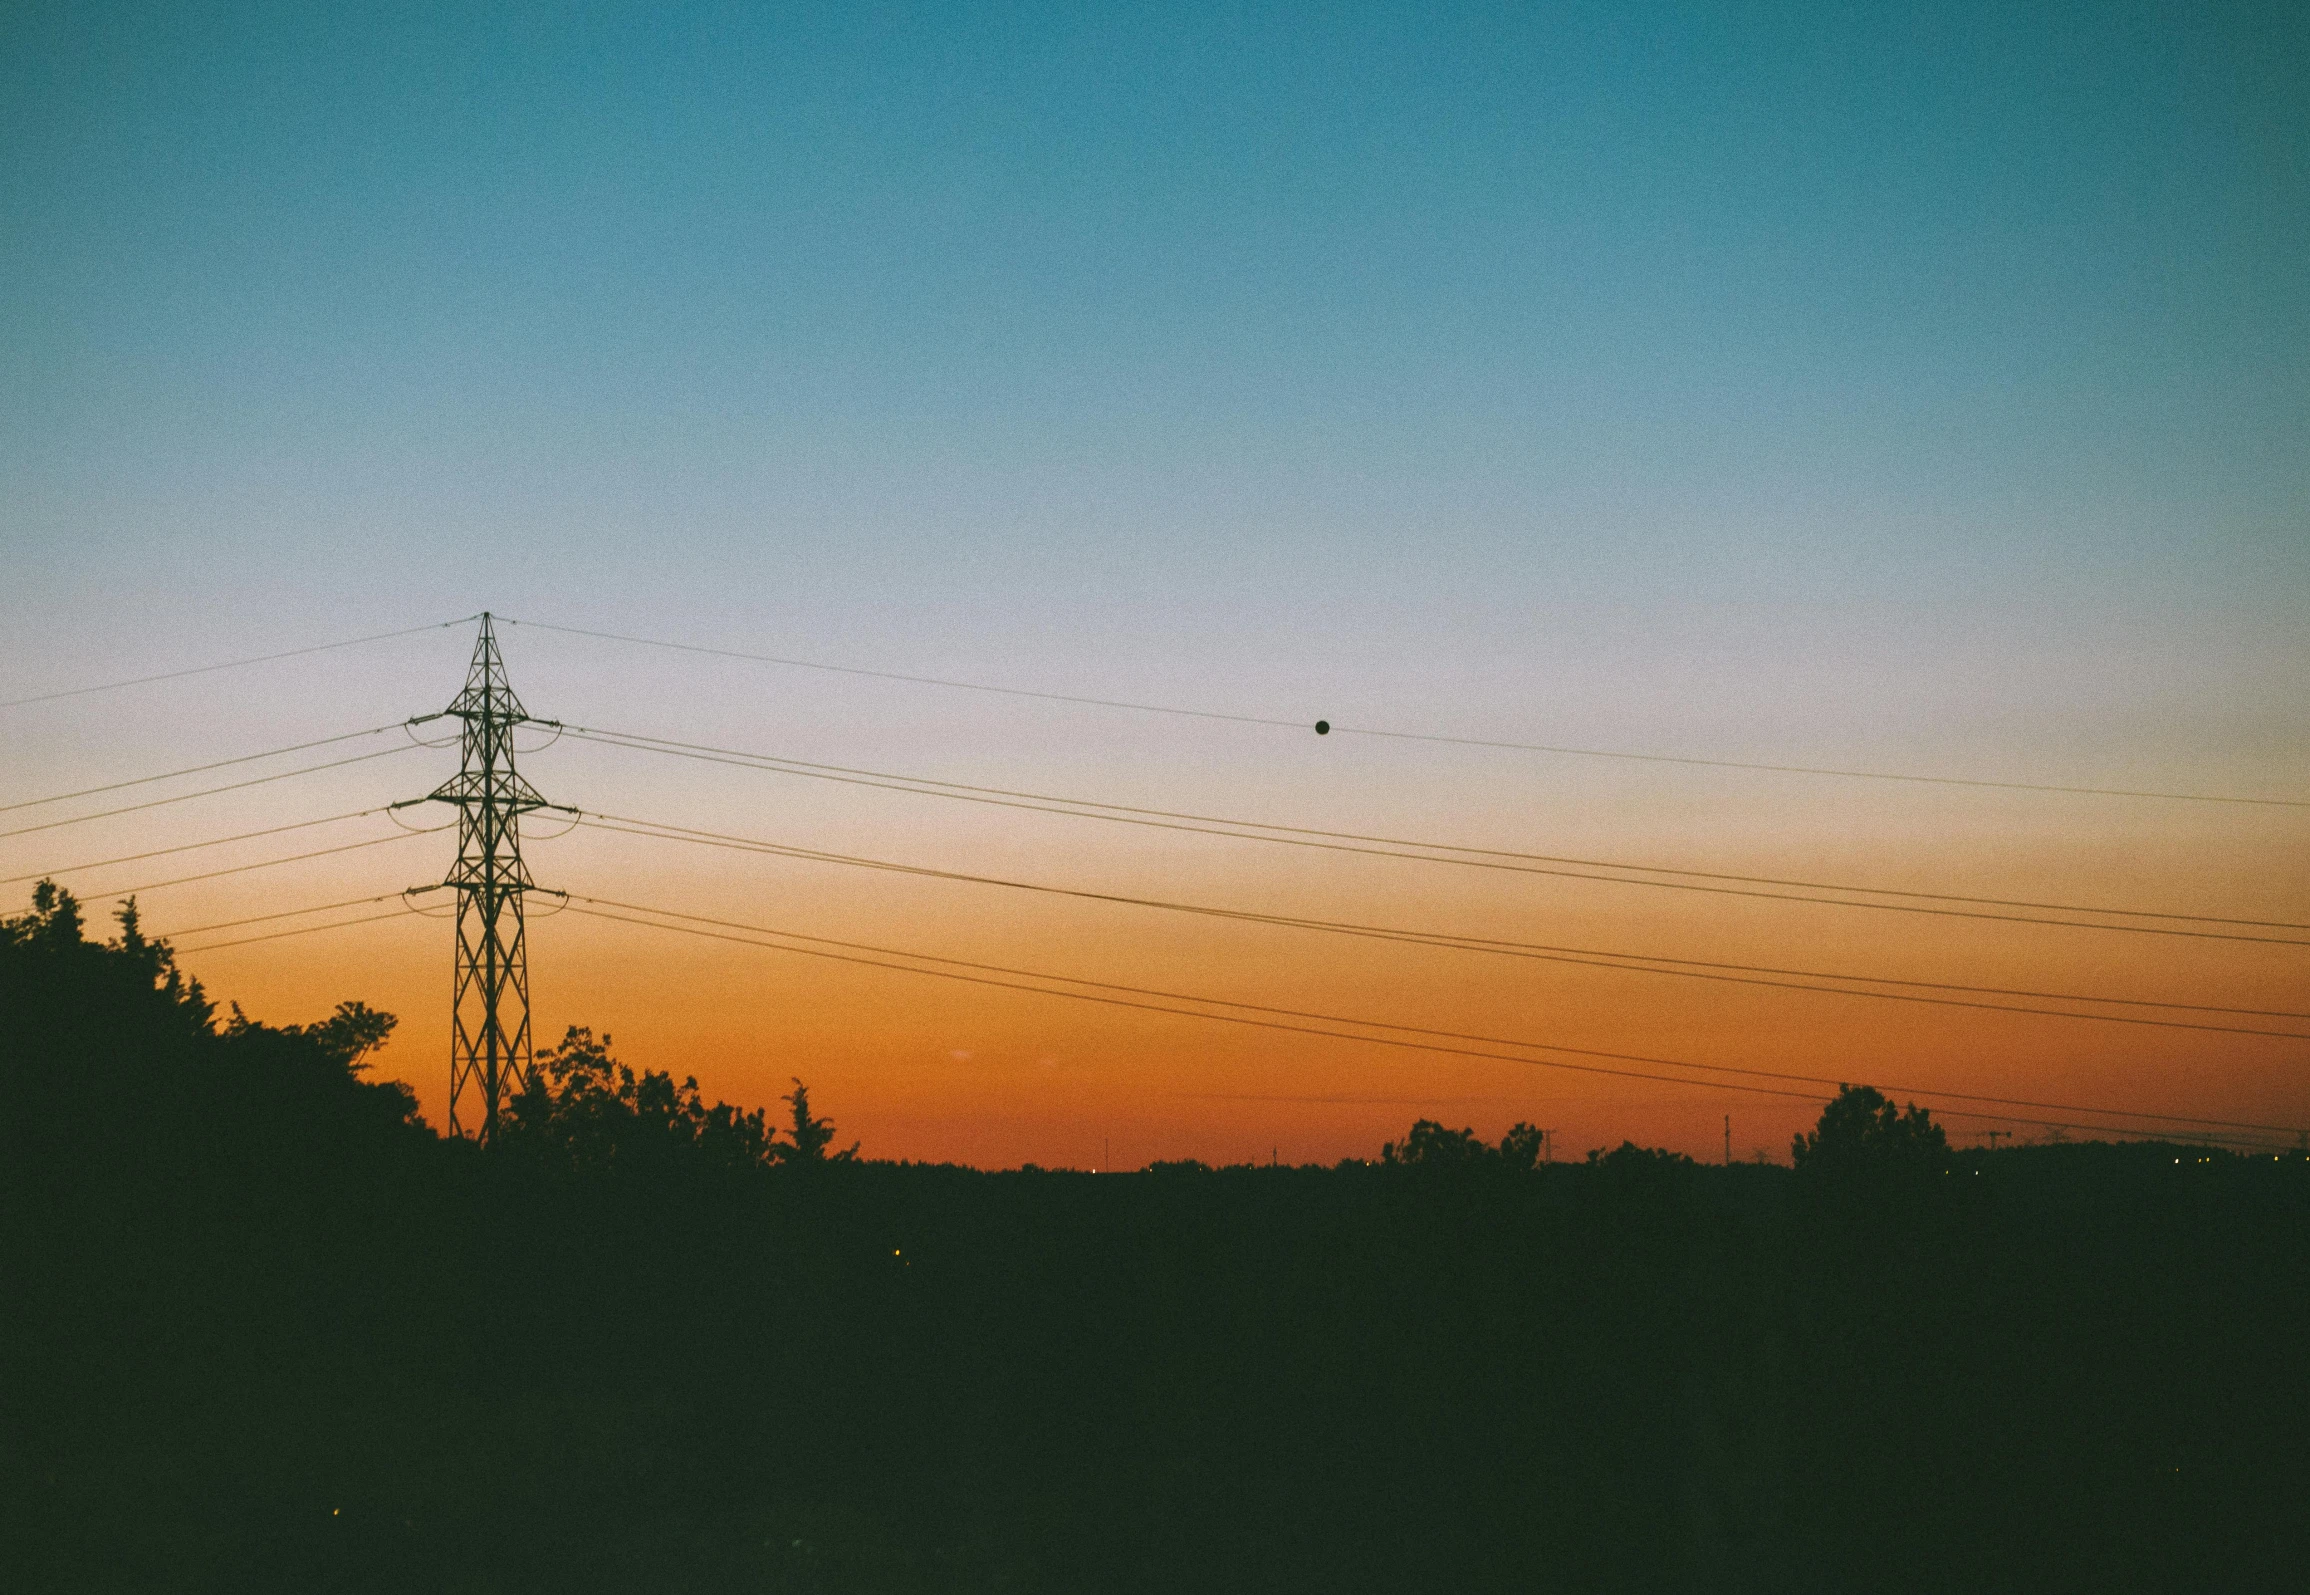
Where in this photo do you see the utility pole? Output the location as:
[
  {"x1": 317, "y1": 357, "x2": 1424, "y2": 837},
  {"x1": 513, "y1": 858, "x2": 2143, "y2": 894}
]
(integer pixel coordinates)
[
  {"x1": 1983, "y1": 1130, "x2": 2010, "y2": 1151},
  {"x1": 398, "y1": 613, "x2": 565, "y2": 1142},
  {"x1": 1724, "y1": 1114, "x2": 1731, "y2": 1167}
]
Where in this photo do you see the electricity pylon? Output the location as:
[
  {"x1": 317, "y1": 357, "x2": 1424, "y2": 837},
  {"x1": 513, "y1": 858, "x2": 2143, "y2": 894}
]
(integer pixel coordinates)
[{"x1": 398, "y1": 613, "x2": 564, "y2": 1141}]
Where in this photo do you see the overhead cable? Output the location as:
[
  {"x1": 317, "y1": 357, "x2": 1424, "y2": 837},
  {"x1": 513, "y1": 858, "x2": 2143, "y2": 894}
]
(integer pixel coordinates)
[
  {"x1": 502, "y1": 617, "x2": 1303, "y2": 728},
  {"x1": 0, "y1": 745, "x2": 422, "y2": 843},
  {"x1": 504, "y1": 616, "x2": 2306, "y2": 808},
  {"x1": 177, "y1": 908, "x2": 417, "y2": 955},
  {"x1": 83, "y1": 830, "x2": 431, "y2": 900},
  {"x1": 560, "y1": 727, "x2": 2310, "y2": 944},
  {"x1": 0, "y1": 618, "x2": 477, "y2": 711},
  {"x1": 0, "y1": 809, "x2": 385, "y2": 889},
  {"x1": 564, "y1": 896, "x2": 2301, "y2": 1148},
  {"x1": 0, "y1": 725, "x2": 408, "y2": 815},
  {"x1": 154, "y1": 893, "x2": 409, "y2": 941},
  {"x1": 576, "y1": 812, "x2": 2310, "y2": 1036}
]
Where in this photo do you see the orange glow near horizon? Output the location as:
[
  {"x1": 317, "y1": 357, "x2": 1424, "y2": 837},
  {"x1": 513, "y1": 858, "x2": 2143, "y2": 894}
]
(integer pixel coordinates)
[{"x1": 80, "y1": 686, "x2": 2303, "y2": 1169}]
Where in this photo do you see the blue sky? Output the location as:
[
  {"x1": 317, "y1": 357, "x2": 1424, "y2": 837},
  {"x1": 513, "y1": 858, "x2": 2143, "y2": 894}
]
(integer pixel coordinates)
[
  {"x1": 9, "y1": 0, "x2": 2305, "y2": 805},
  {"x1": 8, "y1": 2, "x2": 2302, "y2": 614}
]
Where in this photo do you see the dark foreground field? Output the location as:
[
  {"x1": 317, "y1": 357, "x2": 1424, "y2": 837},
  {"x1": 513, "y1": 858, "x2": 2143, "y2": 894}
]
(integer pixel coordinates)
[{"x1": 7, "y1": 889, "x2": 2307, "y2": 1593}]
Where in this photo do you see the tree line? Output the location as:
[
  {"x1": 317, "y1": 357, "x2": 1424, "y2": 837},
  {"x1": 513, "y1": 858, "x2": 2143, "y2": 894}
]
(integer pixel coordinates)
[{"x1": 6, "y1": 883, "x2": 2306, "y2": 1593}]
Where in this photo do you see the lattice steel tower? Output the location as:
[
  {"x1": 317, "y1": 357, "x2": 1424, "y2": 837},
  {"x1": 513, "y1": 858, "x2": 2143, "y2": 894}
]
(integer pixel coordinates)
[{"x1": 409, "y1": 613, "x2": 558, "y2": 1141}]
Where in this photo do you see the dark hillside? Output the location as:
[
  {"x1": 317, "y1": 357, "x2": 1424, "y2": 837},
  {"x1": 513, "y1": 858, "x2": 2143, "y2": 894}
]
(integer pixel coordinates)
[{"x1": 5, "y1": 888, "x2": 2306, "y2": 1592}]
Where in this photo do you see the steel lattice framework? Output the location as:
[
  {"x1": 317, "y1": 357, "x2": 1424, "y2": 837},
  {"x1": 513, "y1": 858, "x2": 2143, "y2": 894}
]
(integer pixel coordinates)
[{"x1": 415, "y1": 613, "x2": 557, "y2": 1141}]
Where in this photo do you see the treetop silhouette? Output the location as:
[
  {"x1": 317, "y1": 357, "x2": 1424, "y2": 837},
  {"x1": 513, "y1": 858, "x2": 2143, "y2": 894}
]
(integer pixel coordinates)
[{"x1": 1793, "y1": 1083, "x2": 1951, "y2": 1176}]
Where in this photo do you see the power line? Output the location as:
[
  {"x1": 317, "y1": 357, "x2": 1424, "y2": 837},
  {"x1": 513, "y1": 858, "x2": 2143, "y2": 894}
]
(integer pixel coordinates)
[
  {"x1": 0, "y1": 618, "x2": 477, "y2": 711},
  {"x1": 557, "y1": 729, "x2": 2300, "y2": 931},
  {"x1": 582, "y1": 810, "x2": 2306, "y2": 1015},
  {"x1": 502, "y1": 616, "x2": 1303, "y2": 729},
  {"x1": 177, "y1": 908, "x2": 417, "y2": 955},
  {"x1": 1337, "y1": 727, "x2": 2310, "y2": 809},
  {"x1": 565, "y1": 895, "x2": 1829, "y2": 1100},
  {"x1": 562, "y1": 895, "x2": 2301, "y2": 1147},
  {"x1": 569, "y1": 728, "x2": 2303, "y2": 927},
  {"x1": 569, "y1": 895, "x2": 2303, "y2": 1139},
  {"x1": 84, "y1": 830, "x2": 430, "y2": 899},
  {"x1": 0, "y1": 725, "x2": 408, "y2": 815},
  {"x1": 0, "y1": 745, "x2": 422, "y2": 843},
  {"x1": 560, "y1": 727, "x2": 2310, "y2": 945},
  {"x1": 504, "y1": 616, "x2": 2308, "y2": 809},
  {"x1": 1, "y1": 809, "x2": 388, "y2": 888},
  {"x1": 153, "y1": 893, "x2": 408, "y2": 940},
  {"x1": 576, "y1": 812, "x2": 2310, "y2": 1035}
]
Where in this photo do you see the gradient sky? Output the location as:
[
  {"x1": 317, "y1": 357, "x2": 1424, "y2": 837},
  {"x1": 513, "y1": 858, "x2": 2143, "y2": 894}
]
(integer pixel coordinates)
[{"x1": 4, "y1": 1, "x2": 2305, "y2": 1165}]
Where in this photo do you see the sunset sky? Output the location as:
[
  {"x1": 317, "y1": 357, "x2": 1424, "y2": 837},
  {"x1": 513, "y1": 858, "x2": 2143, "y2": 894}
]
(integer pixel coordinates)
[{"x1": 4, "y1": 1, "x2": 2305, "y2": 1165}]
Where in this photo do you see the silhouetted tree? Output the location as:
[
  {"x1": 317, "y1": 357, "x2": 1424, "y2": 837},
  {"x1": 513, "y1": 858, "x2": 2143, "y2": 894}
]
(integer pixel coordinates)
[
  {"x1": 503, "y1": 1025, "x2": 778, "y2": 1172},
  {"x1": 778, "y1": 1077, "x2": 857, "y2": 1164},
  {"x1": 1583, "y1": 1139, "x2": 1695, "y2": 1171},
  {"x1": 1382, "y1": 1119, "x2": 1550, "y2": 1169},
  {"x1": 1792, "y1": 1084, "x2": 1950, "y2": 1175},
  {"x1": 301, "y1": 1001, "x2": 398, "y2": 1070},
  {"x1": 1498, "y1": 1122, "x2": 1547, "y2": 1170},
  {"x1": 2, "y1": 883, "x2": 420, "y2": 1142},
  {"x1": 4, "y1": 885, "x2": 215, "y2": 1051},
  {"x1": 1383, "y1": 1119, "x2": 1487, "y2": 1166}
]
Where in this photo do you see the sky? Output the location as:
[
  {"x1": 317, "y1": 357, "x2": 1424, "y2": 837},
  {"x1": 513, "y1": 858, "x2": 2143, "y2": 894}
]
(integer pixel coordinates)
[{"x1": 3, "y1": 0, "x2": 2305, "y2": 1166}]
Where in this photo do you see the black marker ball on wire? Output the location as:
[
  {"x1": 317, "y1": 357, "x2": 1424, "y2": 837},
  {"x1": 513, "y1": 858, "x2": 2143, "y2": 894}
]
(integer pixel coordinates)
[{"x1": 1314, "y1": 720, "x2": 1330, "y2": 735}]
